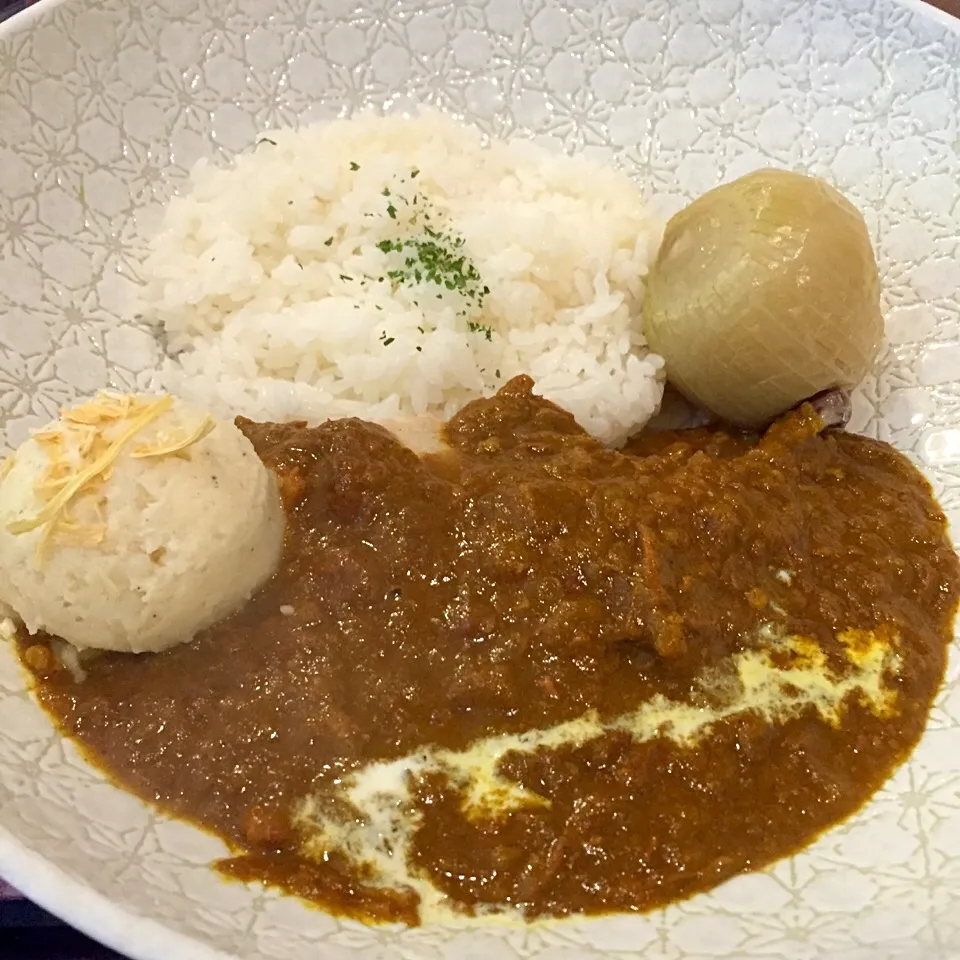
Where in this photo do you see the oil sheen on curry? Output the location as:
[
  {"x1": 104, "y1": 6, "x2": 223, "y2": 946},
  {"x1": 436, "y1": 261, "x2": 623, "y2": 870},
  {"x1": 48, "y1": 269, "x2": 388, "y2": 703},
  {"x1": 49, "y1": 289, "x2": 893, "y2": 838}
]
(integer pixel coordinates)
[{"x1": 19, "y1": 376, "x2": 960, "y2": 926}]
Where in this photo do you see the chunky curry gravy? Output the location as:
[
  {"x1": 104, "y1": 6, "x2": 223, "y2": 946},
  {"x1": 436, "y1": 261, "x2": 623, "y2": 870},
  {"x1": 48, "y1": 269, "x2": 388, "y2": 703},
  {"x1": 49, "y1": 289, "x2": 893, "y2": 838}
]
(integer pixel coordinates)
[{"x1": 19, "y1": 376, "x2": 960, "y2": 925}]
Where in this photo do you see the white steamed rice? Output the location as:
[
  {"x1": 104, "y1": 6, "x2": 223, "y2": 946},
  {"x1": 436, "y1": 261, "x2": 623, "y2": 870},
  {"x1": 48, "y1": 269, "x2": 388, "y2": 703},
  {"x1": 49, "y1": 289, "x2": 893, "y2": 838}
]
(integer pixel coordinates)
[{"x1": 143, "y1": 110, "x2": 664, "y2": 445}]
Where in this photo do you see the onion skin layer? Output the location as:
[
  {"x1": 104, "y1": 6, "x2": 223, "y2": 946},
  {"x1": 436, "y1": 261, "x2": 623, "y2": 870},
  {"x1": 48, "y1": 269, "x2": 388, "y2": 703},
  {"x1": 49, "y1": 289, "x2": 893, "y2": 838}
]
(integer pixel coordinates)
[
  {"x1": 806, "y1": 388, "x2": 852, "y2": 430},
  {"x1": 643, "y1": 169, "x2": 883, "y2": 429}
]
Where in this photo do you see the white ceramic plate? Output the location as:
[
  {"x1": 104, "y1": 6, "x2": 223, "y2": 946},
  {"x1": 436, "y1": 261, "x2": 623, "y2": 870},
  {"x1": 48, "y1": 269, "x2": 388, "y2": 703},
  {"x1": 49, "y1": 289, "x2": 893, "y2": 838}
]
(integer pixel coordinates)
[{"x1": 1, "y1": 0, "x2": 959, "y2": 957}]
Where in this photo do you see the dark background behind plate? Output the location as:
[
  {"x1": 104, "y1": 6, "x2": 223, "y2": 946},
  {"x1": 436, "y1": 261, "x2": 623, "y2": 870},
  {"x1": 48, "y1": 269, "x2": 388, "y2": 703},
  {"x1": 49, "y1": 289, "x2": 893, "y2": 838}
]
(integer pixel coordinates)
[
  {"x1": 0, "y1": 0, "x2": 958, "y2": 957},
  {"x1": 0, "y1": 879, "x2": 122, "y2": 960}
]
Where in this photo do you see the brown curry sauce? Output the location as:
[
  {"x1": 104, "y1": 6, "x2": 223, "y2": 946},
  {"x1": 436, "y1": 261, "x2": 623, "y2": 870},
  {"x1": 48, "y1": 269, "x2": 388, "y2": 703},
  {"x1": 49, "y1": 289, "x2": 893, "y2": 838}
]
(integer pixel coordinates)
[{"x1": 17, "y1": 376, "x2": 960, "y2": 925}]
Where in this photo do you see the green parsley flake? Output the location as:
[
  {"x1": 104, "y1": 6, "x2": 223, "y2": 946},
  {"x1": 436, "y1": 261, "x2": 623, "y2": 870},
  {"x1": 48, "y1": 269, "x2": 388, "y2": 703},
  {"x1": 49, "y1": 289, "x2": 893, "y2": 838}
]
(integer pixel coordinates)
[
  {"x1": 467, "y1": 320, "x2": 494, "y2": 341},
  {"x1": 370, "y1": 190, "x2": 493, "y2": 340},
  {"x1": 377, "y1": 227, "x2": 488, "y2": 315}
]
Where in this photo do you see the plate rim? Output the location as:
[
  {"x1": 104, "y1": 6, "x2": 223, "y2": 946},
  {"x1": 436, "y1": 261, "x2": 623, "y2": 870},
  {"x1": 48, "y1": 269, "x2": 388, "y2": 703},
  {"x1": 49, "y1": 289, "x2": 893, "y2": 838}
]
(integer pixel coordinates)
[
  {"x1": 0, "y1": 822, "x2": 228, "y2": 960},
  {"x1": 0, "y1": 0, "x2": 64, "y2": 38},
  {"x1": 899, "y1": 0, "x2": 960, "y2": 33}
]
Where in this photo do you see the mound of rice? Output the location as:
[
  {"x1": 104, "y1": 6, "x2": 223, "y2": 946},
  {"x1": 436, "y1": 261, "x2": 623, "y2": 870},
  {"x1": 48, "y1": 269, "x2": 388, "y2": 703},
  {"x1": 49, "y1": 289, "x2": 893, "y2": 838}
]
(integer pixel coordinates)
[
  {"x1": 143, "y1": 110, "x2": 664, "y2": 445},
  {"x1": 0, "y1": 393, "x2": 284, "y2": 653}
]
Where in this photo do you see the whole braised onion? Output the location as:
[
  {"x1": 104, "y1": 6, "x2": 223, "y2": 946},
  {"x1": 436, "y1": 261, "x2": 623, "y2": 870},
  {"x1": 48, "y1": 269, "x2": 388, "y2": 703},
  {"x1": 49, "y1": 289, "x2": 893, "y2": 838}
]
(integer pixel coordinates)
[{"x1": 643, "y1": 169, "x2": 883, "y2": 428}]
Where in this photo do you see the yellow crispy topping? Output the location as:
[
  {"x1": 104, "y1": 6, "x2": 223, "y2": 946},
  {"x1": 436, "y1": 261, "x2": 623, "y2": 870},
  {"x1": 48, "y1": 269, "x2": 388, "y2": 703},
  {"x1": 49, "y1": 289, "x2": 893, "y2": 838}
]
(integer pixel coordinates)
[
  {"x1": 33, "y1": 457, "x2": 72, "y2": 500},
  {"x1": 0, "y1": 455, "x2": 15, "y2": 482},
  {"x1": 63, "y1": 392, "x2": 135, "y2": 425},
  {"x1": 7, "y1": 392, "x2": 215, "y2": 564},
  {"x1": 132, "y1": 415, "x2": 215, "y2": 460},
  {"x1": 75, "y1": 424, "x2": 100, "y2": 460},
  {"x1": 9, "y1": 396, "x2": 174, "y2": 564},
  {"x1": 55, "y1": 518, "x2": 107, "y2": 547}
]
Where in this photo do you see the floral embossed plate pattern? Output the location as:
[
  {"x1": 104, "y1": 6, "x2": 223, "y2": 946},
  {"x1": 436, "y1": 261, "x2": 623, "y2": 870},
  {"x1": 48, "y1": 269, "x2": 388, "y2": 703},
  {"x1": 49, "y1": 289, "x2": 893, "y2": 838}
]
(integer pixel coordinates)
[{"x1": 0, "y1": 0, "x2": 959, "y2": 958}]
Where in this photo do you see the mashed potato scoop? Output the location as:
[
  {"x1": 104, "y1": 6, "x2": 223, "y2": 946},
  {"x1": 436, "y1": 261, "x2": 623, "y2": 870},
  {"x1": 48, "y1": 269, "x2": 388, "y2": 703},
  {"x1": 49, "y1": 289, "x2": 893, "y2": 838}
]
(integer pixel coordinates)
[{"x1": 0, "y1": 392, "x2": 284, "y2": 653}]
